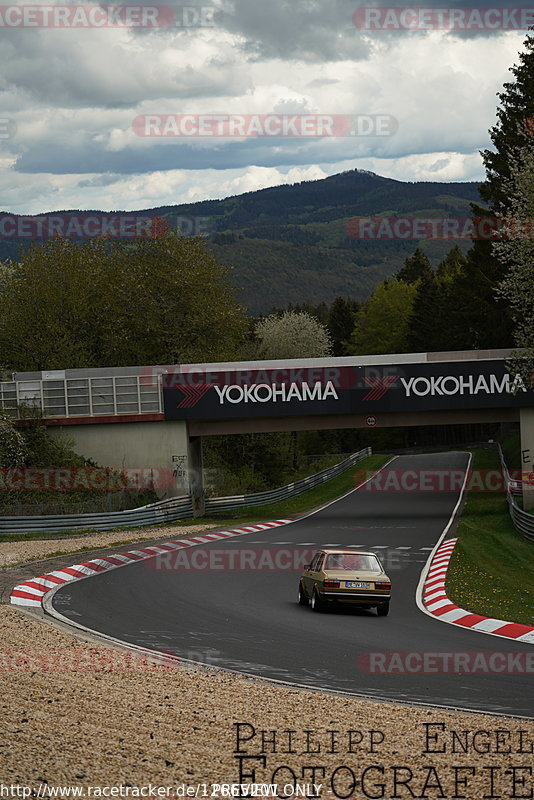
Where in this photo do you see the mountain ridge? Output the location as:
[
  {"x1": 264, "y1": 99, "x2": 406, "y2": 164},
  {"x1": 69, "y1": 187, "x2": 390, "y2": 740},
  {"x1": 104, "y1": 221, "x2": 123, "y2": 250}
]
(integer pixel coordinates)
[{"x1": 0, "y1": 169, "x2": 483, "y2": 313}]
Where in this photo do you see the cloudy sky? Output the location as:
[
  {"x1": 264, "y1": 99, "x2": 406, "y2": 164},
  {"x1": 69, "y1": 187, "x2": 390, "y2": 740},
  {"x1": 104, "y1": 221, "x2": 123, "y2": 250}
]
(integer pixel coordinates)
[{"x1": 0, "y1": 0, "x2": 530, "y2": 214}]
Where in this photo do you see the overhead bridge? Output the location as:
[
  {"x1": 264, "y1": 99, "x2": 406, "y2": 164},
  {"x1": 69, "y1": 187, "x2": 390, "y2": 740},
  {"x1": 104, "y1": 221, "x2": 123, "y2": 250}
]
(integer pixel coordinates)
[{"x1": 1, "y1": 349, "x2": 533, "y2": 511}]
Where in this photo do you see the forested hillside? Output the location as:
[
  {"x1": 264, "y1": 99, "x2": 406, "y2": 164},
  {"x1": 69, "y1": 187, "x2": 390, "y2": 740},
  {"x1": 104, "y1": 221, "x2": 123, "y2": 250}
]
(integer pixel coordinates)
[{"x1": 0, "y1": 170, "x2": 481, "y2": 312}]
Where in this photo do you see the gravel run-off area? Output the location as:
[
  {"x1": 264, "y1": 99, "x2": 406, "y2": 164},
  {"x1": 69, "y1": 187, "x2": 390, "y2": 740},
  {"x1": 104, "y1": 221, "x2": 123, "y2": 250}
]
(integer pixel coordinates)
[{"x1": 0, "y1": 525, "x2": 213, "y2": 567}]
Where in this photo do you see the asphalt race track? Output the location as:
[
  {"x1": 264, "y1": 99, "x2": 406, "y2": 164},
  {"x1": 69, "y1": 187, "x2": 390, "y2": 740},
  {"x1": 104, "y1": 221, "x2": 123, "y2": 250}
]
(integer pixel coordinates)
[{"x1": 51, "y1": 452, "x2": 534, "y2": 718}]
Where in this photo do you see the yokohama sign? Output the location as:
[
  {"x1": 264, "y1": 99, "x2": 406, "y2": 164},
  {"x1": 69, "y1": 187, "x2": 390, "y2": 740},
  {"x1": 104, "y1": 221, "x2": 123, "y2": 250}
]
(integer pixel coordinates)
[
  {"x1": 213, "y1": 381, "x2": 338, "y2": 404},
  {"x1": 401, "y1": 372, "x2": 526, "y2": 397},
  {"x1": 161, "y1": 360, "x2": 534, "y2": 420}
]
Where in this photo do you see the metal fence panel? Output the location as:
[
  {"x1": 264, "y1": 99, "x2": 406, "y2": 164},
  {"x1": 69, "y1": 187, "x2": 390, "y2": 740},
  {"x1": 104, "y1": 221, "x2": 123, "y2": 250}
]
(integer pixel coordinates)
[{"x1": 0, "y1": 374, "x2": 163, "y2": 419}]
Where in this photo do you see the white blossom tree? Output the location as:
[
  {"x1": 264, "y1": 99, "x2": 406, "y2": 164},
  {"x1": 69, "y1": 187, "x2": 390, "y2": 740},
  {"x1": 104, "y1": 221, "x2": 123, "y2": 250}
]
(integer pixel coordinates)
[
  {"x1": 0, "y1": 411, "x2": 27, "y2": 468},
  {"x1": 255, "y1": 311, "x2": 333, "y2": 359}
]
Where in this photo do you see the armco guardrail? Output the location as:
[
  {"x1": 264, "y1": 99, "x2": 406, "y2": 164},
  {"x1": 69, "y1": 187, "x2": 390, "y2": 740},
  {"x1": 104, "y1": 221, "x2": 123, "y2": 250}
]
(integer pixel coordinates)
[
  {"x1": 0, "y1": 448, "x2": 371, "y2": 535},
  {"x1": 0, "y1": 496, "x2": 194, "y2": 536},
  {"x1": 497, "y1": 443, "x2": 534, "y2": 541},
  {"x1": 205, "y1": 448, "x2": 371, "y2": 512}
]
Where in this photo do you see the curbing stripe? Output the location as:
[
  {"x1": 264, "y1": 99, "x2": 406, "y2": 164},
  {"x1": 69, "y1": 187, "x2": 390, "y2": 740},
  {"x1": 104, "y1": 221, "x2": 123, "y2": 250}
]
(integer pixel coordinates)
[
  {"x1": 422, "y1": 538, "x2": 534, "y2": 644},
  {"x1": 9, "y1": 520, "x2": 294, "y2": 608}
]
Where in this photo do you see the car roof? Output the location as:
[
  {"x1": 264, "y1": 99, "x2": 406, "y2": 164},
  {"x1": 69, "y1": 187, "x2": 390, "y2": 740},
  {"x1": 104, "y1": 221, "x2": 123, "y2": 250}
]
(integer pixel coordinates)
[{"x1": 318, "y1": 548, "x2": 377, "y2": 556}]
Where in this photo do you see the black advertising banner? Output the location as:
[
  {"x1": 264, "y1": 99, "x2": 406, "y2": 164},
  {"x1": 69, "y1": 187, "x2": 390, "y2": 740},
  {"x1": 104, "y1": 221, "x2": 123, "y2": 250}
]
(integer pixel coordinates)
[
  {"x1": 162, "y1": 360, "x2": 534, "y2": 420},
  {"x1": 162, "y1": 366, "x2": 355, "y2": 420}
]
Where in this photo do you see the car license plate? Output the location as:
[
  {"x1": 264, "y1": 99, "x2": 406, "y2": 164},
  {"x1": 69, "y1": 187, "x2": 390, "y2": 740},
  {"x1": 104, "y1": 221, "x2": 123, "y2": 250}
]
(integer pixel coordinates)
[{"x1": 346, "y1": 581, "x2": 371, "y2": 589}]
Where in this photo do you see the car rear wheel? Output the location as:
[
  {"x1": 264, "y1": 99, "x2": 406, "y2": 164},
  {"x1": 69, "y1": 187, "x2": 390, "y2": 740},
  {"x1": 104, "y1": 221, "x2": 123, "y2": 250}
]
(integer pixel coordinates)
[
  {"x1": 311, "y1": 588, "x2": 324, "y2": 612},
  {"x1": 298, "y1": 583, "x2": 308, "y2": 606},
  {"x1": 376, "y1": 602, "x2": 389, "y2": 617}
]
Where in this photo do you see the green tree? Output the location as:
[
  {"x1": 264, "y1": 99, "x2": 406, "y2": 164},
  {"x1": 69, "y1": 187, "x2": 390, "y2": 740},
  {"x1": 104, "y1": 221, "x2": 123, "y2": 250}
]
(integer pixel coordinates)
[
  {"x1": 395, "y1": 249, "x2": 433, "y2": 284},
  {"x1": 0, "y1": 259, "x2": 13, "y2": 291},
  {"x1": 439, "y1": 33, "x2": 533, "y2": 352},
  {"x1": 436, "y1": 245, "x2": 467, "y2": 280},
  {"x1": 0, "y1": 410, "x2": 27, "y2": 467},
  {"x1": 285, "y1": 301, "x2": 330, "y2": 326},
  {"x1": 255, "y1": 310, "x2": 333, "y2": 359},
  {"x1": 409, "y1": 246, "x2": 469, "y2": 353},
  {"x1": 481, "y1": 33, "x2": 534, "y2": 212},
  {"x1": 348, "y1": 279, "x2": 417, "y2": 355},
  {"x1": 494, "y1": 141, "x2": 534, "y2": 377},
  {"x1": 439, "y1": 236, "x2": 514, "y2": 350},
  {"x1": 327, "y1": 297, "x2": 360, "y2": 356},
  {"x1": 0, "y1": 234, "x2": 248, "y2": 370},
  {"x1": 407, "y1": 273, "x2": 440, "y2": 353}
]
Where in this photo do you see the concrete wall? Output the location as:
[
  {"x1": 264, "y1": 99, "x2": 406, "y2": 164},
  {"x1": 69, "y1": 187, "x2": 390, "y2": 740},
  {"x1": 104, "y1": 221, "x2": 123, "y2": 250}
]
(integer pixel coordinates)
[{"x1": 48, "y1": 420, "x2": 191, "y2": 499}]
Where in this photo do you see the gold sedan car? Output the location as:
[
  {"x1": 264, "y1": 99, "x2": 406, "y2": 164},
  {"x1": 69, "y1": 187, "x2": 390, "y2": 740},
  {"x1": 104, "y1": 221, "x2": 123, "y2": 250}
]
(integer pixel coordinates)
[{"x1": 298, "y1": 548, "x2": 391, "y2": 615}]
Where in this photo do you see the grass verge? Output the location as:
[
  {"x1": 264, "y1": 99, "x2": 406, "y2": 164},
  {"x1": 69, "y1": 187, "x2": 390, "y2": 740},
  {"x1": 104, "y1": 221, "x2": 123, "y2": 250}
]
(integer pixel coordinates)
[
  {"x1": 0, "y1": 453, "x2": 392, "y2": 545},
  {"x1": 446, "y1": 449, "x2": 534, "y2": 627}
]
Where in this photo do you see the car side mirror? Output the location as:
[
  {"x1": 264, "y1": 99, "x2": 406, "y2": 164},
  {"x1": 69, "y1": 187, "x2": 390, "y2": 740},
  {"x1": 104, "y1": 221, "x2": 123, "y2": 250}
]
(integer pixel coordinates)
[{"x1": 304, "y1": 564, "x2": 311, "y2": 570}]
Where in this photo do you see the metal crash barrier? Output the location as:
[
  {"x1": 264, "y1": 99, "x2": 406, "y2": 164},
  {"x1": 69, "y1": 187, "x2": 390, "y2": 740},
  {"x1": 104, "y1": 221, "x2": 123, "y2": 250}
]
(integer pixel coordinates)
[
  {"x1": 0, "y1": 448, "x2": 372, "y2": 535},
  {"x1": 498, "y1": 444, "x2": 534, "y2": 541}
]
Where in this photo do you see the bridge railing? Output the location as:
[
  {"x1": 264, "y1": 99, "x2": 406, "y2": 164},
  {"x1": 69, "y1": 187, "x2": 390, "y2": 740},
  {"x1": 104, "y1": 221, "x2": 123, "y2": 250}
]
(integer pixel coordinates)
[
  {"x1": 0, "y1": 448, "x2": 372, "y2": 535},
  {"x1": 0, "y1": 375, "x2": 162, "y2": 419},
  {"x1": 497, "y1": 443, "x2": 534, "y2": 541}
]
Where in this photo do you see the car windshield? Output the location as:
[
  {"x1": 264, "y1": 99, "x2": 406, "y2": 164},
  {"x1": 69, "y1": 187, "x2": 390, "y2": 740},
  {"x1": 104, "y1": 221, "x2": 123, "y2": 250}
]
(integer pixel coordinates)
[{"x1": 324, "y1": 553, "x2": 382, "y2": 573}]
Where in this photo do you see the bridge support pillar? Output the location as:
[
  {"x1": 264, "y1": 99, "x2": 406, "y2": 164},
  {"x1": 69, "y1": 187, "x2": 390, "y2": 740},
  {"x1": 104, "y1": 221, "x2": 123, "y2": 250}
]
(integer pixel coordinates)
[
  {"x1": 188, "y1": 435, "x2": 205, "y2": 516},
  {"x1": 520, "y1": 408, "x2": 534, "y2": 511}
]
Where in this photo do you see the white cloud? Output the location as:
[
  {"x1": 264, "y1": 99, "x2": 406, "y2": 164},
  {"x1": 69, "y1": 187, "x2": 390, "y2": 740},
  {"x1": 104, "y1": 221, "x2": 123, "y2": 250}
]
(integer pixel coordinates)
[{"x1": 0, "y1": 9, "x2": 528, "y2": 212}]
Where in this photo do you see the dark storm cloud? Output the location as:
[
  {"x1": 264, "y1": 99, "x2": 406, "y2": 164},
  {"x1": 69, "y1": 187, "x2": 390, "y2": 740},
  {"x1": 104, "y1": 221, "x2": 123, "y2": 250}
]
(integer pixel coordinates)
[
  {"x1": 219, "y1": 0, "x2": 371, "y2": 62},
  {"x1": 14, "y1": 120, "x2": 488, "y2": 174},
  {"x1": 219, "y1": 0, "x2": 534, "y2": 56}
]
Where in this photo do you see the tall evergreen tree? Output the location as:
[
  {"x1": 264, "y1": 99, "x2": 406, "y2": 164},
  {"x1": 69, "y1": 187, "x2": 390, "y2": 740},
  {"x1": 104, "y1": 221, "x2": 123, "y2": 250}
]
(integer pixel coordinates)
[
  {"x1": 480, "y1": 34, "x2": 534, "y2": 213},
  {"x1": 436, "y1": 245, "x2": 467, "y2": 280},
  {"x1": 494, "y1": 140, "x2": 534, "y2": 378},
  {"x1": 442, "y1": 238, "x2": 514, "y2": 350},
  {"x1": 407, "y1": 272, "x2": 443, "y2": 353},
  {"x1": 327, "y1": 297, "x2": 360, "y2": 356},
  {"x1": 438, "y1": 35, "x2": 533, "y2": 351},
  {"x1": 396, "y1": 249, "x2": 433, "y2": 284}
]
